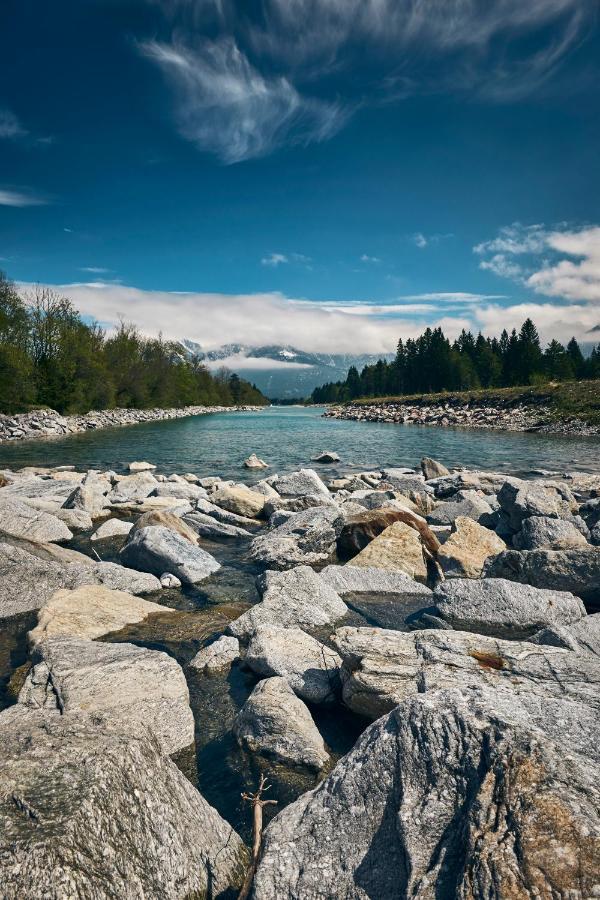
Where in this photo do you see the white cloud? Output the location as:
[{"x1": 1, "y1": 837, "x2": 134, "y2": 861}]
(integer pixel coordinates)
[
  {"x1": 0, "y1": 109, "x2": 26, "y2": 139},
  {"x1": 0, "y1": 188, "x2": 49, "y2": 207},
  {"x1": 360, "y1": 254, "x2": 381, "y2": 264},
  {"x1": 80, "y1": 266, "x2": 111, "y2": 274},
  {"x1": 204, "y1": 354, "x2": 313, "y2": 371},
  {"x1": 400, "y1": 292, "x2": 506, "y2": 304},
  {"x1": 261, "y1": 253, "x2": 288, "y2": 267},
  {"x1": 140, "y1": 37, "x2": 348, "y2": 163},
  {"x1": 413, "y1": 232, "x2": 428, "y2": 249}
]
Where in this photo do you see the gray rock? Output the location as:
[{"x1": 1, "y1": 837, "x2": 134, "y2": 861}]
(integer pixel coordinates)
[
  {"x1": 312, "y1": 451, "x2": 340, "y2": 463},
  {"x1": 263, "y1": 493, "x2": 337, "y2": 518},
  {"x1": 0, "y1": 475, "x2": 81, "y2": 504},
  {"x1": 429, "y1": 471, "x2": 521, "y2": 498},
  {"x1": 421, "y1": 456, "x2": 450, "y2": 479},
  {"x1": 120, "y1": 525, "x2": 220, "y2": 584},
  {"x1": 484, "y1": 547, "x2": 600, "y2": 608},
  {"x1": 271, "y1": 468, "x2": 330, "y2": 498},
  {"x1": 0, "y1": 706, "x2": 246, "y2": 899},
  {"x1": 380, "y1": 470, "x2": 429, "y2": 497},
  {"x1": 531, "y1": 613, "x2": 600, "y2": 657},
  {"x1": 228, "y1": 565, "x2": 347, "y2": 641},
  {"x1": 427, "y1": 490, "x2": 495, "y2": 526},
  {"x1": 24, "y1": 500, "x2": 93, "y2": 531},
  {"x1": 19, "y1": 636, "x2": 195, "y2": 755},
  {"x1": 183, "y1": 511, "x2": 251, "y2": 539},
  {"x1": 497, "y1": 479, "x2": 577, "y2": 531},
  {"x1": 245, "y1": 625, "x2": 341, "y2": 704},
  {"x1": 432, "y1": 577, "x2": 586, "y2": 639},
  {"x1": 513, "y1": 515, "x2": 589, "y2": 549},
  {"x1": 189, "y1": 635, "x2": 240, "y2": 673},
  {"x1": 128, "y1": 460, "x2": 156, "y2": 471},
  {"x1": 152, "y1": 482, "x2": 209, "y2": 501},
  {"x1": 109, "y1": 471, "x2": 158, "y2": 503},
  {"x1": 254, "y1": 688, "x2": 600, "y2": 900},
  {"x1": 332, "y1": 626, "x2": 600, "y2": 720},
  {"x1": 90, "y1": 517, "x2": 133, "y2": 542},
  {"x1": 63, "y1": 472, "x2": 111, "y2": 518},
  {"x1": 320, "y1": 564, "x2": 432, "y2": 598},
  {"x1": 0, "y1": 497, "x2": 73, "y2": 543},
  {"x1": 249, "y1": 505, "x2": 344, "y2": 570},
  {"x1": 195, "y1": 496, "x2": 258, "y2": 527},
  {"x1": 243, "y1": 453, "x2": 269, "y2": 469},
  {"x1": 269, "y1": 509, "x2": 296, "y2": 527},
  {"x1": 160, "y1": 572, "x2": 181, "y2": 588},
  {"x1": 234, "y1": 676, "x2": 329, "y2": 771}
]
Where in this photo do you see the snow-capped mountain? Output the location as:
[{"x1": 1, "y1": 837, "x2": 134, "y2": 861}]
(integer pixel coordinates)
[{"x1": 179, "y1": 340, "x2": 390, "y2": 398}]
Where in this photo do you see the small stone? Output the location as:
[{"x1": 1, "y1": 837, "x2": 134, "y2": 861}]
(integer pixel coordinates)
[
  {"x1": 160, "y1": 572, "x2": 182, "y2": 588},
  {"x1": 243, "y1": 453, "x2": 269, "y2": 469},
  {"x1": 128, "y1": 461, "x2": 157, "y2": 472},
  {"x1": 312, "y1": 452, "x2": 340, "y2": 464}
]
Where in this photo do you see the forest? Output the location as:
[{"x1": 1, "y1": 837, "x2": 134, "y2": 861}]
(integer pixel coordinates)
[
  {"x1": 0, "y1": 272, "x2": 267, "y2": 414},
  {"x1": 311, "y1": 319, "x2": 600, "y2": 403}
]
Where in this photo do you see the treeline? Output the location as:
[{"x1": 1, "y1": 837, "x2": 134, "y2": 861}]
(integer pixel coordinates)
[
  {"x1": 312, "y1": 319, "x2": 600, "y2": 403},
  {"x1": 0, "y1": 272, "x2": 267, "y2": 414}
]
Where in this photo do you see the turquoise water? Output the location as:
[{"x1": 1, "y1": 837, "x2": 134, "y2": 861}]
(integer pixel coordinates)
[{"x1": 0, "y1": 406, "x2": 598, "y2": 475}]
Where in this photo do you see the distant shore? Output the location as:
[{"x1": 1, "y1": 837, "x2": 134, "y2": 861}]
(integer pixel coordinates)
[{"x1": 0, "y1": 405, "x2": 263, "y2": 444}]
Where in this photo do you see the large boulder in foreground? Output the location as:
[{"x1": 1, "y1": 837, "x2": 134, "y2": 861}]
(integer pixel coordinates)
[
  {"x1": 347, "y1": 521, "x2": 428, "y2": 583},
  {"x1": 234, "y1": 676, "x2": 329, "y2": 771},
  {"x1": 0, "y1": 706, "x2": 246, "y2": 899},
  {"x1": 254, "y1": 688, "x2": 600, "y2": 900},
  {"x1": 0, "y1": 497, "x2": 73, "y2": 543},
  {"x1": 120, "y1": 525, "x2": 220, "y2": 584},
  {"x1": 432, "y1": 577, "x2": 586, "y2": 639},
  {"x1": 484, "y1": 546, "x2": 600, "y2": 609},
  {"x1": 249, "y1": 505, "x2": 344, "y2": 570},
  {"x1": 19, "y1": 636, "x2": 194, "y2": 755}
]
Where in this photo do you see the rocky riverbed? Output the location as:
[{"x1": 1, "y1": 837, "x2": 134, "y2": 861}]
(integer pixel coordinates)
[
  {"x1": 0, "y1": 404, "x2": 263, "y2": 443},
  {"x1": 325, "y1": 397, "x2": 600, "y2": 435},
  {"x1": 1, "y1": 454, "x2": 599, "y2": 897}
]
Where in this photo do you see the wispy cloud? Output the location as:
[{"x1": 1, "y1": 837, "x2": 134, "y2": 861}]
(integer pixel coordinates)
[
  {"x1": 0, "y1": 188, "x2": 50, "y2": 207},
  {"x1": 360, "y1": 254, "x2": 381, "y2": 264},
  {"x1": 0, "y1": 109, "x2": 26, "y2": 139},
  {"x1": 80, "y1": 266, "x2": 111, "y2": 274},
  {"x1": 140, "y1": 37, "x2": 348, "y2": 163},
  {"x1": 413, "y1": 232, "x2": 428, "y2": 249},
  {"x1": 261, "y1": 253, "x2": 288, "y2": 267}
]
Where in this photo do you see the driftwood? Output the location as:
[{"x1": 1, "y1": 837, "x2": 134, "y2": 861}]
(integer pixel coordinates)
[
  {"x1": 237, "y1": 775, "x2": 277, "y2": 900},
  {"x1": 337, "y1": 507, "x2": 441, "y2": 560}
]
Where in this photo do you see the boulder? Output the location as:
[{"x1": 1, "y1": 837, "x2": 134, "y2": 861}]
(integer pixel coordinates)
[
  {"x1": 228, "y1": 566, "x2": 347, "y2": 641},
  {"x1": 131, "y1": 508, "x2": 199, "y2": 544},
  {"x1": 120, "y1": 526, "x2": 220, "y2": 585},
  {"x1": 128, "y1": 460, "x2": 156, "y2": 471},
  {"x1": 212, "y1": 483, "x2": 265, "y2": 518},
  {"x1": 497, "y1": 479, "x2": 578, "y2": 531},
  {"x1": 195, "y1": 496, "x2": 259, "y2": 527},
  {"x1": 152, "y1": 482, "x2": 209, "y2": 501},
  {"x1": 379, "y1": 470, "x2": 429, "y2": 497},
  {"x1": 253, "y1": 688, "x2": 600, "y2": 900},
  {"x1": 249, "y1": 505, "x2": 344, "y2": 570},
  {"x1": 189, "y1": 635, "x2": 240, "y2": 673},
  {"x1": 90, "y1": 518, "x2": 133, "y2": 542},
  {"x1": 484, "y1": 547, "x2": 600, "y2": 609},
  {"x1": 19, "y1": 636, "x2": 195, "y2": 755},
  {"x1": 28, "y1": 585, "x2": 172, "y2": 646},
  {"x1": 420, "y1": 456, "x2": 450, "y2": 479},
  {"x1": 183, "y1": 511, "x2": 251, "y2": 539},
  {"x1": 312, "y1": 451, "x2": 340, "y2": 464},
  {"x1": 531, "y1": 613, "x2": 600, "y2": 657},
  {"x1": 0, "y1": 706, "x2": 246, "y2": 899},
  {"x1": 513, "y1": 515, "x2": 589, "y2": 550},
  {"x1": 432, "y1": 578, "x2": 586, "y2": 639},
  {"x1": 320, "y1": 564, "x2": 432, "y2": 598},
  {"x1": 347, "y1": 521, "x2": 428, "y2": 583},
  {"x1": 245, "y1": 625, "x2": 341, "y2": 704},
  {"x1": 337, "y1": 508, "x2": 439, "y2": 561},
  {"x1": 263, "y1": 494, "x2": 337, "y2": 518},
  {"x1": 23, "y1": 500, "x2": 93, "y2": 531},
  {"x1": 427, "y1": 489, "x2": 495, "y2": 527},
  {"x1": 437, "y1": 516, "x2": 506, "y2": 578},
  {"x1": 62, "y1": 472, "x2": 111, "y2": 519},
  {"x1": 243, "y1": 453, "x2": 269, "y2": 469},
  {"x1": 234, "y1": 677, "x2": 329, "y2": 771},
  {"x1": 332, "y1": 626, "x2": 600, "y2": 720},
  {"x1": 109, "y1": 471, "x2": 158, "y2": 502},
  {"x1": 271, "y1": 468, "x2": 329, "y2": 498},
  {"x1": 0, "y1": 497, "x2": 73, "y2": 543}
]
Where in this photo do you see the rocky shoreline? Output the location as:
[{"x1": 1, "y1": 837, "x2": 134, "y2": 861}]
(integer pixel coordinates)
[
  {"x1": 1, "y1": 455, "x2": 599, "y2": 897},
  {"x1": 0, "y1": 404, "x2": 263, "y2": 443},
  {"x1": 324, "y1": 397, "x2": 600, "y2": 435}
]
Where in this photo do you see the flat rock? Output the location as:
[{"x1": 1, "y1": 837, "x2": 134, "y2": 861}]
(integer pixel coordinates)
[
  {"x1": 484, "y1": 546, "x2": 600, "y2": 608},
  {"x1": 0, "y1": 497, "x2": 73, "y2": 543},
  {"x1": 432, "y1": 577, "x2": 586, "y2": 639},
  {"x1": 152, "y1": 482, "x2": 209, "y2": 501},
  {"x1": 128, "y1": 460, "x2": 156, "y2": 471},
  {"x1": 513, "y1": 515, "x2": 589, "y2": 550},
  {"x1": 228, "y1": 565, "x2": 347, "y2": 640},
  {"x1": 234, "y1": 676, "x2": 329, "y2": 771},
  {"x1": 120, "y1": 525, "x2": 220, "y2": 584},
  {"x1": 380, "y1": 470, "x2": 429, "y2": 497},
  {"x1": 90, "y1": 517, "x2": 133, "y2": 542},
  {"x1": 212, "y1": 483, "x2": 265, "y2": 518},
  {"x1": 195, "y1": 496, "x2": 259, "y2": 527},
  {"x1": 437, "y1": 516, "x2": 506, "y2": 578},
  {"x1": 189, "y1": 635, "x2": 240, "y2": 673},
  {"x1": 183, "y1": 510, "x2": 251, "y2": 539},
  {"x1": 0, "y1": 706, "x2": 246, "y2": 899},
  {"x1": 427, "y1": 490, "x2": 495, "y2": 526},
  {"x1": 249, "y1": 505, "x2": 344, "y2": 570},
  {"x1": 109, "y1": 471, "x2": 158, "y2": 503},
  {"x1": 254, "y1": 687, "x2": 600, "y2": 899},
  {"x1": 23, "y1": 500, "x2": 93, "y2": 531},
  {"x1": 530, "y1": 613, "x2": 600, "y2": 657},
  {"x1": 28, "y1": 584, "x2": 171, "y2": 646},
  {"x1": 320, "y1": 564, "x2": 432, "y2": 597},
  {"x1": 245, "y1": 625, "x2": 341, "y2": 704},
  {"x1": 19, "y1": 636, "x2": 195, "y2": 755},
  {"x1": 271, "y1": 468, "x2": 329, "y2": 498},
  {"x1": 347, "y1": 520, "x2": 428, "y2": 583}
]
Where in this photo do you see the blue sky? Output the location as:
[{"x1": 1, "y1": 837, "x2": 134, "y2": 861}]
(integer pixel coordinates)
[{"x1": 1, "y1": 0, "x2": 599, "y2": 355}]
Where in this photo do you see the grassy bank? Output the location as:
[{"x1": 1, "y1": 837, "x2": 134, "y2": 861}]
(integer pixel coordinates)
[{"x1": 345, "y1": 380, "x2": 600, "y2": 427}]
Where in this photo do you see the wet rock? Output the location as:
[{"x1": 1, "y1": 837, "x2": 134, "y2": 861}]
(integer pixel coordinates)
[
  {"x1": 427, "y1": 489, "x2": 495, "y2": 526},
  {"x1": 497, "y1": 479, "x2": 578, "y2": 531},
  {"x1": 270, "y1": 468, "x2": 330, "y2": 498},
  {"x1": 0, "y1": 707, "x2": 246, "y2": 899},
  {"x1": 421, "y1": 456, "x2": 450, "y2": 479},
  {"x1": 243, "y1": 453, "x2": 269, "y2": 469},
  {"x1": 332, "y1": 626, "x2": 600, "y2": 720},
  {"x1": 347, "y1": 521, "x2": 428, "y2": 583},
  {"x1": 183, "y1": 511, "x2": 251, "y2": 539},
  {"x1": 484, "y1": 547, "x2": 600, "y2": 609},
  {"x1": 152, "y1": 482, "x2": 209, "y2": 501},
  {"x1": 212, "y1": 483, "x2": 265, "y2": 518},
  {"x1": 228, "y1": 565, "x2": 347, "y2": 640},
  {"x1": 189, "y1": 635, "x2": 240, "y2": 673},
  {"x1": 531, "y1": 613, "x2": 600, "y2": 657},
  {"x1": 320, "y1": 564, "x2": 432, "y2": 598},
  {"x1": 0, "y1": 497, "x2": 73, "y2": 543},
  {"x1": 28, "y1": 585, "x2": 171, "y2": 645},
  {"x1": 438, "y1": 516, "x2": 506, "y2": 578},
  {"x1": 245, "y1": 625, "x2": 341, "y2": 704},
  {"x1": 432, "y1": 577, "x2": 586, "y2": 639},
  {"x1": 249, "y1": 505, "x2": 344, "y2": 570},
  {"x1": 128, "y1": 460, "x2": 156, "y2": 472},
  {"x1": 234, "y1": 676, "x2": 329, "y2": 771},
  {"x1": 338, "y1": 507, "x2": 439, "y2": 561},
  {"x1": 254, "y1": 688, "x2": 600, "y2": 900},
  {"x1": 90, "y1": 517, "x2": 133, "y2": 542},
  {"x1": 19, "y1": 636, "x2": 195, "y2": 755},
  {"x1": 513, "y1": 515, "x2": 589, "y2": 550},
  {"x1": 120, "y1": 525, "x2": 220, "y2": 584},
  {"x1": 312, "y1": 451, "x2": 340, "y2": 464}
]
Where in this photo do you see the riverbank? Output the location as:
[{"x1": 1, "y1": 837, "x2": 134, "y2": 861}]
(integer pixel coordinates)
[
  {"x1": 0, "y1": 404, "x2": 264, "y2": 444},
  {"x1": 324, "y1": 380, "x2": 600, "y2": 435},
  {"x1": 0, "y1": 454, "x2": 599, "y2": 896}
]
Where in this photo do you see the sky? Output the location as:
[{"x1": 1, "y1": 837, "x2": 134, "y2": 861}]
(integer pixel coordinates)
[{"x1": 1, "y1": 0, "x2": 599, "y2": 356}]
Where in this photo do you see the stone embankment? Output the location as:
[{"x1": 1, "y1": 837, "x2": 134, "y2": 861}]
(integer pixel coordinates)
[
  {"x1": 324, "y1": 398, "x2": 600, "y2": 435},
  {"x1": 1, "y1": 454, "x2": 600, "y2": 896},
  {"x1": 0, "y1": 404, "x2": 262, "y2": 443}
]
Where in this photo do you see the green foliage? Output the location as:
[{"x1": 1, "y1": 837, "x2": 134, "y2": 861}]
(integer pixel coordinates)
[
  {"x1": 0, "y1": 272, "x2": 268, "y2": 414},
  {"x1": 312, "y1": 320, "x2": 600, "y2": 403}
]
